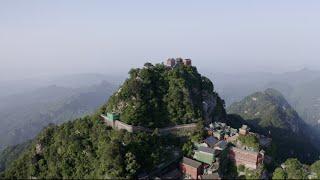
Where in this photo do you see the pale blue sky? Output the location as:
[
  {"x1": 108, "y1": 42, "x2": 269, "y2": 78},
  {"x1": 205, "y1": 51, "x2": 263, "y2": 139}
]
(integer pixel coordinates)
[{"x1": 1, "y1": 1, "x2": 320, "y2": 80}]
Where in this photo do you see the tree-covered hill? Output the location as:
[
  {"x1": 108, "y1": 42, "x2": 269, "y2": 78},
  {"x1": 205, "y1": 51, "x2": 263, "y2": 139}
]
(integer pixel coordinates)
[
  {"x1": 227, "y1": 88, "x2": 320, "y2": 163},
  {"x1": 0, "y1": 112, "x2": 182, "y2": 179},
  {"x1": 228, "y1": 88, "x2": 303, "y2": 132},
  {"x1": 1, "y1": 61, "x2": 226, "y2": 178},
  {"x1": 105, "y1": 62, "x2": 226, "y2": 128}
]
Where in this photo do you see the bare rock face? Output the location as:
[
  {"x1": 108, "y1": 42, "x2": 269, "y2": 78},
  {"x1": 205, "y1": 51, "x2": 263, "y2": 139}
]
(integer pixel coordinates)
[
  {"x1": 202, "y1": 92, "x2": 218, "y2": 124},
  {"x1": 35, "y1": 143, "x2": 43, "y2": 155}
]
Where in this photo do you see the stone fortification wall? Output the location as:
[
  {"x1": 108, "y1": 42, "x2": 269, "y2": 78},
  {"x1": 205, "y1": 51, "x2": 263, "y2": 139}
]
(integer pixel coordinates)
[{"x1": 100, "y1": 114, "x2": 196, "y2": 134}]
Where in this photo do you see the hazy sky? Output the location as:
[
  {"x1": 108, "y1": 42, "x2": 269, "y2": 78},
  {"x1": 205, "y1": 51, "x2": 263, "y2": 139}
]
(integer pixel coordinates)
[{"x1": 1, "y1": 1, "x2": 320, "y2": 80}]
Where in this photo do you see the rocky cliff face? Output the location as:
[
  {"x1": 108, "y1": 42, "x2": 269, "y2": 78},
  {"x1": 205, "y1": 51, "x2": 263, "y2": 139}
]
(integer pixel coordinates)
[{"x1": 202, "y1": 91, "x2": 217, "y2": 123}]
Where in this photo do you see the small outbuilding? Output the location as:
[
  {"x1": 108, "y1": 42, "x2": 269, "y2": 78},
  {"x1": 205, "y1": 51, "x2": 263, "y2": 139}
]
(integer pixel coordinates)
[
  {"x1": 180, "y1": 157, "x2": 202, "y2": 180},
  {"x1": 193, "y1": 146, "x2": 215, "y2": 165},
  {"x1": 106, "y1": 112, "x2": 120, "y2": 121}
]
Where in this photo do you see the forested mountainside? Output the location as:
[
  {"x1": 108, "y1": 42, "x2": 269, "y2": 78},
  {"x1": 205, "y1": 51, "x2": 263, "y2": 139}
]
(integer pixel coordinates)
[
  {"x1": 0, "y1": 81, "x2": 116, "y2": 151},
  {"x1": 263, "y1": 78, "x2": 320, "y2": 132},
  {"x1": 1, "y1": 61, "x2": 225, "y2": 178},
  {"x1": 105, "y1": 62, "x2": 226, "y2": 128},
  {"x1": 228, "y1": 88, "x2": 319, "y2": 163},
  {"x1": 228, "y1": 88, "x2": 303, "y2": 132},
  {"x1": 0, "y1": 114, "x2": 183, "y2": 179},
  {"x1": 2, "y1": 62, "x2": 319, "y2": 178}
]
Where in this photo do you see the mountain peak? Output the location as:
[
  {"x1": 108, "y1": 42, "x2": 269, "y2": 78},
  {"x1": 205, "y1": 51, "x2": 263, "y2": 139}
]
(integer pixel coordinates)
[
  {"x1": 228, "y1": 88, "x2": 320, "y2": 163},
  {"x1": 104, "y1": 60, "x2": 226, "y2": 128},
  {"x1": 228, "y1": 88, "x2": 302, "y2": 133}
]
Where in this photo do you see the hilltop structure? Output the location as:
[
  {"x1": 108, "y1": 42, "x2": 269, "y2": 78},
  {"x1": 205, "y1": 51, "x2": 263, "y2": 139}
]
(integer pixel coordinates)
[{"x1": 166, "y1": 58, "x2": 192, "y2": 68}]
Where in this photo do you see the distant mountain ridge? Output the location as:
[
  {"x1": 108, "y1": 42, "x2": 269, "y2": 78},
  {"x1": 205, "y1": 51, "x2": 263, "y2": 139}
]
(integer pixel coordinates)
[
  {"x1": 0, "y1": 73, "x2": 125, "y2": 99},
  {"x1": 0, "y1": 81, "x2": 116, "y2": 151}
]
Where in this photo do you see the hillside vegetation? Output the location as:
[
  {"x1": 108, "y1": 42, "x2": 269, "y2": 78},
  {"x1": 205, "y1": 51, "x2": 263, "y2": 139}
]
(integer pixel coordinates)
[
  {"x1": 105, "y1": 63, "x2": 226, "y2": 128},
  {"x1": 228, "y1": 88, "x2": 303, "y2": 132},
  {"x1": 1, "y1": 62, "x2": 225, "y2": 178},
  {"x1": 272, "y1": 158, "x2": 320, "y2": 179},
  {"x1": 0, "y1": 112, "x2": 181, "y2": 179},
  {"x1": 228, "y1": 88, "x2": 319, "y2": 163}
]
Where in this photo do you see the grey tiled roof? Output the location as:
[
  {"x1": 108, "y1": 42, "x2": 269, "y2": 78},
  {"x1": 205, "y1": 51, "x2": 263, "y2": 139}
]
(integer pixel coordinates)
[
  {"x1": 215, "y1": 140, "x2": 228, "y2": 149},
  {"x1": 197, "y1": 146, "x2": 215, "y2": 154},
  {"x1": 201, "y1": 173, "x2": 220, "y2": 179},
  {"x1": 204, "y1": 136, "x2": 218, "y2": 146}
]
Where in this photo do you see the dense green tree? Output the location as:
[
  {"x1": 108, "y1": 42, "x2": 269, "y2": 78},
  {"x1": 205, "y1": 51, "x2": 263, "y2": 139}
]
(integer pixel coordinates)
[
  {"x1": 125, "y1": 152, "x2": 140, "y2": 179},
  {"x1": 219, "y1": 147, "x2": 238, "y2": 179},
  {"x1": 237, "y1": 134, "x2": 260, "y2": 151},
  {"x1": 182, "y1": 140, "x2": 194, "y2": 157},
  {"x1": 273, "y1": 167, "x2": 287, "y2": 179},
  {"x1": 191, "y1": 120, "x2": 206, "y2": 142},
  {"x1": 237, "y1": 165, "x2": 245, "y2": 172},
  {"x1": 311, "y1": 160, "x2": 320, "y2": 178},
  {"x1": 272, "y1": 158, "x2": 320, "y2": 180},
  {"x1": 284, "y1": 158, "x2": 308, "y2": 179},
  {"x1": 244, "y1": 168, "x2": 262, "y2": 179}
]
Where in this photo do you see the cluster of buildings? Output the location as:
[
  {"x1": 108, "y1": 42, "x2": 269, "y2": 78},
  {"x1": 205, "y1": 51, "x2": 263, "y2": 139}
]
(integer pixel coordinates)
[
  {"x1": 165, "y1": 58, "x2": 192, "y2": 68},
  {"x1": 180, "y1": 122, "x2": 272, "y2": 179},
  {"x1": 99, "y1": 60, "x2": 276, "y2": 179},
  {"x1": 102, "y1": 112, "x2": 272, "y2": 179},
  {"x1": 206, "y1": 122, "x2": 238, "y2": 140}
]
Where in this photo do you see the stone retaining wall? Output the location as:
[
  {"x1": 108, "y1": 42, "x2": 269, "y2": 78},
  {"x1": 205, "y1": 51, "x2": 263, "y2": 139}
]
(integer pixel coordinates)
[{"x1": 100, "y1": 114, "x2": 196, "y2": 134}]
